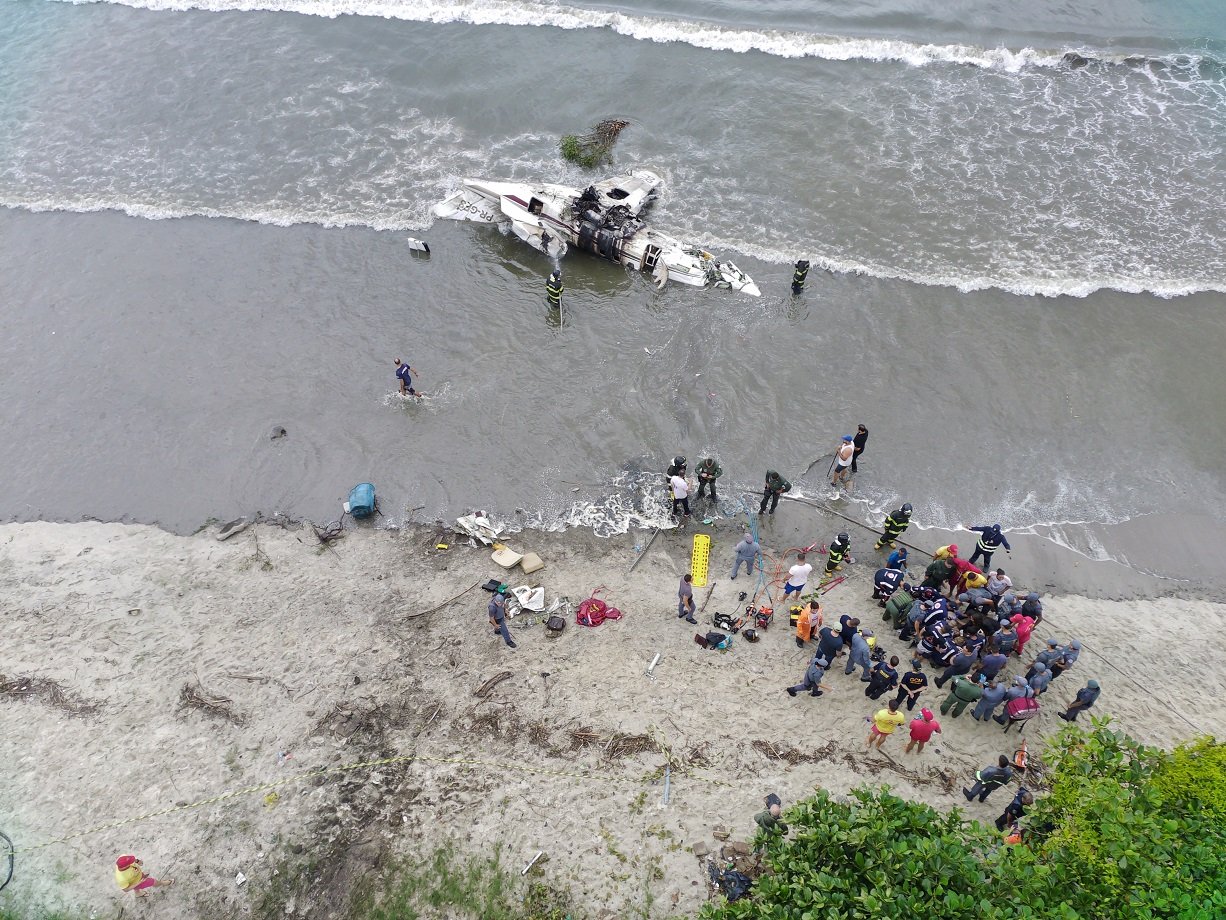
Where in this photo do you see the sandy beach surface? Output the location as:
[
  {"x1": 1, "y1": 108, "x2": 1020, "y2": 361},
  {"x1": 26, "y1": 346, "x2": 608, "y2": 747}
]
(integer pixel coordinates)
[{"x1": 2, "y1": 510, "x2": 1224, "y2": 919}]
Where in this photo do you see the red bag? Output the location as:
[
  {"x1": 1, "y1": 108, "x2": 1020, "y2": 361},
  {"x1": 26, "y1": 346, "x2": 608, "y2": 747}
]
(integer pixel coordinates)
[
  {"x1": 1006, "y1": 697, "x2": 1041, "y2": 722},
  {"x1": 576, "y1": 586, "x2": 608, "y2": 627},
  {"x1": 576, "y1": 586, "x2": 621, "y2": 626}
]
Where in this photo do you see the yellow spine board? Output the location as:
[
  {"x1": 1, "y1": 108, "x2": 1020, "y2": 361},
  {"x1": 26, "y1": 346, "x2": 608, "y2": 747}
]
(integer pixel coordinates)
[{"x1": 691, "y1": 534, "x2": 711, "y2": 587}]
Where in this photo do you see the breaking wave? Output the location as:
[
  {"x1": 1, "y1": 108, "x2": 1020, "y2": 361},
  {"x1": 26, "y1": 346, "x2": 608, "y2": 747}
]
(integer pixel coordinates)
[
  {"x1": 49, "y1": 0, "x2": 1224, "y2": 74},
  {"x1": 2, "y1": 193, "x2": 1220, "y2": 301}
]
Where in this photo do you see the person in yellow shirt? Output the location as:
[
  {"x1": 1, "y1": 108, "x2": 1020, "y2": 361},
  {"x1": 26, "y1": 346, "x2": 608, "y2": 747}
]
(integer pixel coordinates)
[
  {"x1": 865, "y1": 699, "x2": 906, "y2": 750},
  {"x1": 114, "y1": 854, "x2": 173, "y2": 896}
]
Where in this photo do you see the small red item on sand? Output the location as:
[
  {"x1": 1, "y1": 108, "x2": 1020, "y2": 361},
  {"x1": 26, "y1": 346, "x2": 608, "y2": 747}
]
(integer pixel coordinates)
[{"x1": 576, "y1": 586, "x2": 621, "y2": 626}]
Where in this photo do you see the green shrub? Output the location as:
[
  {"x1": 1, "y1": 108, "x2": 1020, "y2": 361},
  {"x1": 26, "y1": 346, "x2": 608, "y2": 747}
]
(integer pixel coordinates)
[{"x1": 703, "y1": 723, "x2": 1226, "y2": 920}]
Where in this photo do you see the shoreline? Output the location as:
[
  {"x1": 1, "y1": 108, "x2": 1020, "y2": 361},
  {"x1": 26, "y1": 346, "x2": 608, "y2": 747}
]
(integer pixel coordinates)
[
  {"x1": 7, "y1": 487, "x2": 1225, "y2": 601},
  {"x1": 2, "y1": 517, "x2": 1224, "y2": 919}
]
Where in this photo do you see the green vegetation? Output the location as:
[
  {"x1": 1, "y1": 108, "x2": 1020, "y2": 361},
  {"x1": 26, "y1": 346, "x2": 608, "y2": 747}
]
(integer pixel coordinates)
[
  {"x1": 11, "y1": 725, "x2": 1222, "y2": 920},
  {"x1": 703, "y1": 721, "x2": 1226, "y2": 920},
  {"x1": 0, "y1": 907, "x2": 94, "y2": 920},
  {"x1": 559, "y1": 119, "x2": 629, "y2": 169},
  {"x1": 351, "y1": 845, "x2": 574, "y2": 920}
]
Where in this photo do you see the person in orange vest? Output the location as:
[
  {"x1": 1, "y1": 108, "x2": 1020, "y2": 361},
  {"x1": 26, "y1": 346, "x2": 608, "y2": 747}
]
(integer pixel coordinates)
[
  {"x1": 114, "y1": 854, "x2": 173, "y2": 896},
  {"x1": 794, "y1": 599, "x2": 822, "y2": 648}
]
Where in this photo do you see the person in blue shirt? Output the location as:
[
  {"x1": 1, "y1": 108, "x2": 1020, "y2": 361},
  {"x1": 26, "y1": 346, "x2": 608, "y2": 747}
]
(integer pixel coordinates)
[
  {"x1": 817, "y1": 625, "x2": 844, "y2": 663},
  {"x1": 887, "y1": 546, "x2": 908, "y2": 572},
  {"x1": 1059, "y1": 679, "x2": 1100, "y2": 720},
  {"x1": 971, "y1": 677, "x2": 1008, "y2": 722},
  {"x1": 975, "y1": 644, "x2": 1009, "y2": 682},
  {"x1": 968, "y1": 524, "x2": 1011, "y2": 568},
  {"x1": 394, "y1": 358, "x2": 419, "y2": 396},
  {"x1": 487, "y1": 591, "x2": 517, "y2": 649}
]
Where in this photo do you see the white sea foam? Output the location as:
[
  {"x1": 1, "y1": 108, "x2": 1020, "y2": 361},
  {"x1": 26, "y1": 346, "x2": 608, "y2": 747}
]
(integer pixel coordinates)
[
  {"x1": 4, "y1": 190, "x2": 1221, "y2": 300},
  {"x1": 54, "y1": 0, "x2": 1138, "y2": 72},
  {"x1": 0, "y1": 193, "x2": 435, "y2": 232},
  {"x1": 702, "y1": 235, "x2": 1226, "y2": 300}
]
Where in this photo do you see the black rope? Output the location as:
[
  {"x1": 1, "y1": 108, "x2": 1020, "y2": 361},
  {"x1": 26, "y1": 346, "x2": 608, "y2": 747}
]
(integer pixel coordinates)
[
  {"x1": 766, "y1": 491, "x2": 1209, "y2": 737},
  {"x1": 1, "y1": 830, "x2": 14, "y2": 893}
]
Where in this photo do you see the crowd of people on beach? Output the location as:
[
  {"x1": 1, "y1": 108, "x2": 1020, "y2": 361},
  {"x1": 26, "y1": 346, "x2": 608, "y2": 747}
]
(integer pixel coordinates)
[
  {"x1": 665, "y1": 436, "x2": 1101, "y2": 845},
  {"x1": 774, "y1": 514, "x2": 1099, "y2": 838},
  {"x1": 664, "y1": 429, "x2": 868, "y2": 524}
]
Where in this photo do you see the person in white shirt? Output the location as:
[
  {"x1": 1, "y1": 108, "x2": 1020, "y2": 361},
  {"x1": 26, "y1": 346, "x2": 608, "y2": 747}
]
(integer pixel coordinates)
[
  {"x1": 831, "y1": 436, "x2": 855, "y2": 489},
  {"x1": 783, "y1": 553, "x2": 814, "y2": 602},
  {"x1": 670, "y1": 473, "x2": 691, "y2": 520},
  {"x1": 987, "y1": 569, "x2": 1012, "y2": 601}
]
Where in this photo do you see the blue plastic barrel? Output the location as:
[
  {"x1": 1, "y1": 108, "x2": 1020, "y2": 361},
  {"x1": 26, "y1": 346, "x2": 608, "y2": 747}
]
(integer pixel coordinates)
[{"x1": 347, "y1": 483, "x2": 376, "y2": 519}]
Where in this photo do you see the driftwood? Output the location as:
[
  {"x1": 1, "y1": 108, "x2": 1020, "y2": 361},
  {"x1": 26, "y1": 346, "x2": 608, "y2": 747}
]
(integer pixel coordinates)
[
  {"x1": 473, "y1": 671, "x2": 514, "y2": 699},
  {"x1": 627, "y1": 527, "x2": 662, "y2": 574},
  {"x1": 568, "y1": 726, "x2": 657, "y2": 759},
  {"x1": 560, "y1": 118, "x2": 630, "y2": 168},
  {"x1": 0, "y1": 675, "x2": 100, "y2": 716},
  {"x1": 407, "y1": 580, "x2": 482, "y2": 619},
  {"x1": 179, "y1": 682, "x2": 246, "y2": 726}
]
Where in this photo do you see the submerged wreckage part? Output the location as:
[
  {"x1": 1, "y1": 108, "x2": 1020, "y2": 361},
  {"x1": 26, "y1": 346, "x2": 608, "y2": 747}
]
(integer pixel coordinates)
[{"x1": 433, "y1": 171, "x2": 759, "y2": 296}]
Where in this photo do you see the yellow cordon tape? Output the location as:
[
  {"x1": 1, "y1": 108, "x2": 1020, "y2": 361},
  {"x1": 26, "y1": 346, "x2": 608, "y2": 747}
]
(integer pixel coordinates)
[
  {"x1": 13, "y1": 750, "x2": 732, "y2": 854},
  {"x1": 690, "y1": 534, "x2": 711, "y2": 587}
]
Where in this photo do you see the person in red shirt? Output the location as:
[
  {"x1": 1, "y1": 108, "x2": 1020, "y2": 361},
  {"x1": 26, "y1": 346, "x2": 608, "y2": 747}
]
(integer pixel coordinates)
[
  {"x1": 903, "y1": 708, "x2": 942, "y2": 754},
  {"x1": 1010, "y1": 612, "x2": 1035, "y2": 656},
  {"x1": 948, "y1": 556, "x2": 983, "y2": 598}
]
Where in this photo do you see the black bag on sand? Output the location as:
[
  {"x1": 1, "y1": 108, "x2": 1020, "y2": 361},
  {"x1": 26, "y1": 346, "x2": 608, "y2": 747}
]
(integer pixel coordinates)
[
  {"x1": 716, "y1": 869, "x2": 752, "y2": 901},
  {"x1": 546, "y1": 614, "x2": 566, "y2": 637}
]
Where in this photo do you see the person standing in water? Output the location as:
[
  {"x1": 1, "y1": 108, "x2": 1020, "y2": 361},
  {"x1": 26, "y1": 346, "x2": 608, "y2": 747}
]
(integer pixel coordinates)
[
  {"x1": 851, "y1": 424, "x2": 869, "y2": 474},
  {"x1": 669, "y1": 468, "x2": 691, "y2": 521},
  {"x1": 694, "y1": 457, "x2": 723, "y2": 503},
  {"x1": 831, "y1": 436, "x2": 855, "y2": 489},
  {"x1": 759, "y1": 470, "x2": 791, "y2": 515},
  {"x1": 393, "y1": 358, "x2": 419, "y2": 397}
]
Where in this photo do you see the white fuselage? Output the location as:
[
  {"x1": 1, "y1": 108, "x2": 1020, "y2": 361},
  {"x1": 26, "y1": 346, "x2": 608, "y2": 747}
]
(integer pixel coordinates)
[{"x1": 433, "y1": 171, "x2": 759, "y2": 296}]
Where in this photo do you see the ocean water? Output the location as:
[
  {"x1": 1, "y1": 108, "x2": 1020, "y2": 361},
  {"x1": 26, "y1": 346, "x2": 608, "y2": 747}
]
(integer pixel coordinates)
[{"x1": 1, "y1": 0, "x2": 1224, "y2": 576}]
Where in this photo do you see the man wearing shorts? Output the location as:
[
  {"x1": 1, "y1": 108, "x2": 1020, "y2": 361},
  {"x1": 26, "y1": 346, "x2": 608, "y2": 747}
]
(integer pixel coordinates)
[
  {"x1": 866, "y1": 699, "x2": 905, "y2": 750},
  {"x1": 904, "y1": 708, "x2": 942, "y2": 754},
  {"x1": 114, "y1": 854, "x2": 173, "y2": 896},
  {"x1": 782, "y1": 553, "x2": 813, "y2": 603},
  {"x1": 831, "y1": 436, "x2": 855, "y2": 488}
]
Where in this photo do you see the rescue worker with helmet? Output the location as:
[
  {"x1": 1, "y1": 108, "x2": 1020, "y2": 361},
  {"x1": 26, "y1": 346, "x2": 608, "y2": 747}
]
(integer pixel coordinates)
[{"x1": 876, "y1": 503, "x2": 912, "y2": 549}]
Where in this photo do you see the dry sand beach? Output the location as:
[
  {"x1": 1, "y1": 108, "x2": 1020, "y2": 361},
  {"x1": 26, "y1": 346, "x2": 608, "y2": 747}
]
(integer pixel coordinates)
[{"x1": 2, "y1": 508, "x2": 1225, "y2": 919}]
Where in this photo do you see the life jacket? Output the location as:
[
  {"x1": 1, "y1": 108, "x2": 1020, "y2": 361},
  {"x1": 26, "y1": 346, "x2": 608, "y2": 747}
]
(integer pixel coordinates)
[{"x1": 1013, "y1": 740, "x2": 1029, "y2": 771}]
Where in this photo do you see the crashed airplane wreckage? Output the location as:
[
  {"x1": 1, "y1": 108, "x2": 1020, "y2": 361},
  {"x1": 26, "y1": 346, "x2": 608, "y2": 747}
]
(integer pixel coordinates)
[{"x1": 433, "y1": 170, "x2": 759, "y2": 296}]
